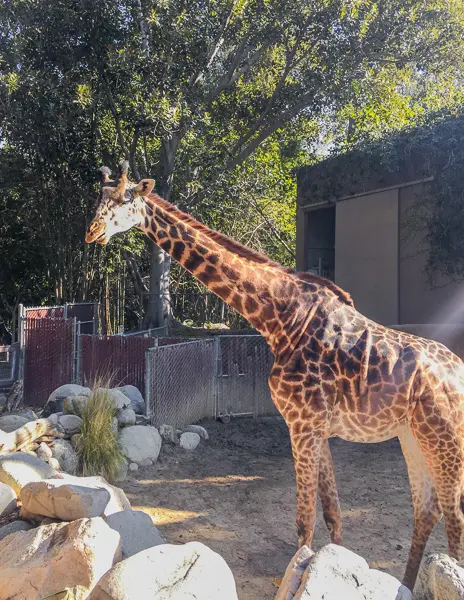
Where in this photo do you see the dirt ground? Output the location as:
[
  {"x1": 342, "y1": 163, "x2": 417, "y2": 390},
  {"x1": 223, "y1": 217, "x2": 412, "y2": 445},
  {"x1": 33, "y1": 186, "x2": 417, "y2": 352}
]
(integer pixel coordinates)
[{"x1": 121, "y1": 417, "x2": 448, "y2": 600}]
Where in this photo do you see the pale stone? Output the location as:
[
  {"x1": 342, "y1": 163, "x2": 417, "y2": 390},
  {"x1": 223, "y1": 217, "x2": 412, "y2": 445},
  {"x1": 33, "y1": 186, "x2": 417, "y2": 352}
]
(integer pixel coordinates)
[
  {"x1": 105, "y1": 509, "x2": 165, "y2": 559},
  {"x1": 0, "y1": 482, "x2": 17, "y2": 517},
  {"x1": 96, "y1": 388, "x2": 130, "y2": 411},
  {"x1": 129, "y1": 462, "x2": 139, "y2": 471},
  {"x1": 116, "y1": 385, "x2": 145, "y2": 414},
  {"x1": 36, "y1": 441, "x2": 53, "y2": 462},
  {"x1": 180, "y1": 431, "x2": 201, "y2": 450},
  {"x1": 57, "y1": 414, "x2": 83, "y2": 436},
  {"x1": 64, "y1": 394, "x2": 89, "y2": 417},
  {"x1": 51, "y1": 438, "x2": 79, "y2": 475},
  {"x1": 89, "y1": 541, "x2": 238, "y2": 600},
  {"x1": 20, "y1": 474, "x2": 130, "y2": 521},
  {"x1": 117, "y1": 408, "x2": 136, "y2": 427},
  {"x1": 0, "y1": 415, "x2": 30, "y2": 433},
  {"x1": 159, "y1": 424, "x2": 179, "y2": 444},
  {"x1": 48, "y1": 457, "x2": 61, "y2": 470},
  {"x1": 0, "y1": 520, "x2": 33, "y2": 541},
  {"x1": 0, "y1": 517, "x2": 121, "y2": 600},
  {"x1": 183, "y1": 424, "x2": 209, "y2": 440},
  {"x1": 415, "y1": 553, "x2": 464, "y2": 600},
  {"x1": 0, "y1": 453, "x2": 56, "y2": 494},
  {"x1": 47, "y1": 384, "x2": 91, "y2": 405},
  {"x1": 119, "y1": 425, "x2": 162, "y2": 464}
]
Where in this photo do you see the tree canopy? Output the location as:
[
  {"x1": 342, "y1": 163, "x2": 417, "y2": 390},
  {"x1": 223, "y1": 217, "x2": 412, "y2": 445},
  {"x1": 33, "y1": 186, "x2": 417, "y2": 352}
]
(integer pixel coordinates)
[{"x1": 0, "y1": 0, "x2": 463, "y2": 334}]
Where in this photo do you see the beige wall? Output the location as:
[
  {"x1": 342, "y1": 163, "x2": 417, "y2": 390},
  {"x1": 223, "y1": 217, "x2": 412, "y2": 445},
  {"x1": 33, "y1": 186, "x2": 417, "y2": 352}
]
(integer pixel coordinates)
[
  {"x1": 334, "y1": 189, "x2": 399, "y2": 325},
  {"x1": 399, "y1": 183, "x2": 464, "y2": 324}
]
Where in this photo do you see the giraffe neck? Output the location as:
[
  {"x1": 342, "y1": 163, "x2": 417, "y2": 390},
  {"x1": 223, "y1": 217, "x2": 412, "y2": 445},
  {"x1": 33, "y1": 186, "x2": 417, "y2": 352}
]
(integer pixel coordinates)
[{"x1": 138, "y1": 194, "x2": 299, "y2": 350}]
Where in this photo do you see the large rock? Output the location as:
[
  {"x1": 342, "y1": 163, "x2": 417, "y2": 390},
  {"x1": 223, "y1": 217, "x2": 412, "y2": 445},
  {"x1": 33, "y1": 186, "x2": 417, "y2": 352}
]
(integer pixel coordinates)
[
  {"x1": 184, "y1": 424, "x2": 209, "y2": 440},
  {"x1": 117, "y1": 385, "x2": 145, "y2": 414},
  {"x1": 0, "y1": 414, "x2": 30, "y2": 433},
  {"x1": 0, "y1": 482, "x2": 17, "y2": 517},
  {"x1": 119, "y1": 425, "x2": 162, "y2": 465},
  {"x1": 51, "y1": 439, "x2": 79, "y2": 474},
  {"x1": 58, "y1": 414, "x2": 83, "y2": 436},
  {"x1": 0, "y1": 519, "x2": 34, "y2": 541},
  {"x1": 89, "y1": 541, "x2": 238, "y2": 600},
  {"x1": 415, "y1": 553, "x2": 464, "y2": 600},
  {"x1": 117, "y1": 408, "x2": 136, "y2": 427},
  {"x1": 180, "y1": 431, "x2": 201, "y2": 450},
  {"x1": 20, "y1": 474, "x2": 131, "y2": 521},
  {"x1": 277, "y1": 544, "x2": 411, "y2": 600},
  {"x1": 159, "y1": 424, "x2": 179, "y2": 444},
  {"x1": 0, "y1": 453, "x2": 56, "y2": 494},
  {"x1": 36, "y1": 441, "x2": 53, "y2": 462},
  {"x1": 105, "y1": 510, "x2": 165, "y2": 559},
  {"x1": 64, "y1": 394, "x2": 89, "y2": 417},
  {"x1": 48, "y1": 383, "x2": 92, "y2": 406},
  {"x1": 0, "y1": 517, "x2": 121, "y2": 600},
  {"x1": 96, "y1": 388, "x2": 130, "y2": 411}
]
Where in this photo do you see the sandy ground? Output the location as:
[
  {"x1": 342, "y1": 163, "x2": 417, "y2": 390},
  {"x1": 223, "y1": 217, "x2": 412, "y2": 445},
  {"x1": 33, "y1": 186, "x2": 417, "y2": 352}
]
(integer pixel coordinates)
[{"x1": 122, "y1": 417, "x2": 448, "y2": 600}]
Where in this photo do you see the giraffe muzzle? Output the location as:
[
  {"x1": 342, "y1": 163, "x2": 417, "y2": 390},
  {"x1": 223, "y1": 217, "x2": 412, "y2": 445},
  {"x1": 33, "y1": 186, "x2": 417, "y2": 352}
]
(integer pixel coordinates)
[{"x1": 85, "y1": 222, "x2": 108, "y2": 244}]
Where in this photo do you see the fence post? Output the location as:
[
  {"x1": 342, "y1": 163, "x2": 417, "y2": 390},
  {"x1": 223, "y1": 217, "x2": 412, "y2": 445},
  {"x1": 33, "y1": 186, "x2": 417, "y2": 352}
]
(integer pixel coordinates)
[
  {"x1": 75, "y1": 321, "x2": 82, "y2": 385},
  {"x1": 213, "y1": 337, "x2": 221, "y2": 419},
  {"x1": 18, "y1": 304, "x2": 25, "y2": 379},
  {"x1": 71, "y1": 317, "x2": 78, "y2": 383},
  {"x1": 144, "y1": 349, "x2": 151, "y2": 419}
]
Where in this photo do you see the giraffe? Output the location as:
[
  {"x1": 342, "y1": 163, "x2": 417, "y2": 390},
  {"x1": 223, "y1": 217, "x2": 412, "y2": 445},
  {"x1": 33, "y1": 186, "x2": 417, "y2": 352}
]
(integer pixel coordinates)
[{"x1": 86, "y1": 161, "x2": 464, "y2": 591}]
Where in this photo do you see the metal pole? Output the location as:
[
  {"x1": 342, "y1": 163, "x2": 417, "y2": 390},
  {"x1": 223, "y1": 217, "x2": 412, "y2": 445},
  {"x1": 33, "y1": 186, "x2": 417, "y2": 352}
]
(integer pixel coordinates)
[
  {"x1": 71, "y1": 317, "x2": 77, "y2": 383},
  {"x1": 144, "y1": 349, "x2": 151, "y2": 418},
  {"x1": 75, "y1": 321, "x2": 82, "y2": 385},
  {"x1": 213, "y1": 337, "x2": 220, "y2": 419}
]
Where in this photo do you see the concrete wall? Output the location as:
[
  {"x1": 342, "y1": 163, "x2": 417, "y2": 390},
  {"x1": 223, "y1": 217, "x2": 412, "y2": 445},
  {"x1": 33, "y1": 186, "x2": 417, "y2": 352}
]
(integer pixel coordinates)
[
  {"x1": 334, "y1": 189, "x2": 399, "y2": 325},
  {"x1": 391, "y1": 324, "x2": 464, "y2": 360},
  {"x1": 399, "y1": 183, "x2": 464, "y2": 324}
]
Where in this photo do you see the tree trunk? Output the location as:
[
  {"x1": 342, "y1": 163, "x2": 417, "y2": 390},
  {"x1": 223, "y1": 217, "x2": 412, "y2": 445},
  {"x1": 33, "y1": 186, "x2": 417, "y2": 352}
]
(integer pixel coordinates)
[{"x1": 142, "y1": 134, "x2": 179, "y2": 330}]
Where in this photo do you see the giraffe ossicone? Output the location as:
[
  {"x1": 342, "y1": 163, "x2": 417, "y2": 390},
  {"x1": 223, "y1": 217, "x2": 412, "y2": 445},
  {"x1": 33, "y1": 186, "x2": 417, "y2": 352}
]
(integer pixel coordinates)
[{"x1": 86, "y1": 163, "x2": 464, "y2": 592}]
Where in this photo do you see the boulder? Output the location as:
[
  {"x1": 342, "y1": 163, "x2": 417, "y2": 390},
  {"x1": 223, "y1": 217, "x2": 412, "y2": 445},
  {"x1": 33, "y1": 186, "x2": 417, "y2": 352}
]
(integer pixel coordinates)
[
  {"x1": 51, "y1": 438, "x2": 79, "y2": 474},
  {"x1": 278, "y1": 544, "x2": 411, "y2": 600},
  {"x1": 0, "y1": 453, "x2": 56, "y2": 494},
  {"x1": 0, "y1": 414, "x2": 30, "y2": 433},
  {"x1": 415, "y1": 553, "x2": 464, "y2": 600},
  {"x1": 96, "y1": 388, "x2": 130, "y2": 411},
  {"x1": 0, "y1": 519, "x2": 34, "y2": 541},
  {"x1": 89, "y1": 541, "x2": 238, "y2": 600},
  {"x1": 17, "y1": 409, "x2": 39, "y2": 421},
  {"x1": 117, "y1": 408, "x2": 136, "y2": 427},
  {"x1": 116, "y1": 385, "x2": 145, "y2": 414},
  {"x1": 20, "y1": 474, "x2": 130, "y2": 521},
  {"x1": 0, "y1": 517, "x2": 121, "y2": 600},
  {"x1": 274, "y1": 545, "x2": 314, "y2": 600},
  {"x1": 180, "y1": 431, "x2": 201, "y2": 450},
  {"x1": 48, "y1": 457, "x2": 61, "y2": 471},
  {"x1": 184, "y1": 424, "x2": 209, "y2": 440},
  {"x1": 64, "y1": 394, "x2": 89, "y2": 417},
  {"x1": 119, "y1": 425, "x2": 162, "y2": 465},
  {"x1": 57, "y1": 414, "x2": 83, "y2": 436},
  {"x1": 36, "y1": 441, "x2": 53, "y2": 462},
  {"x1": 47, "y1": 383, "x2": 92, "y2": 406},
  {"x1": 159, "y1": 424, "x2": 179, "y2": 444},
  {"x1": 105, "y1": 509, "x2": 165, "y2": 559},
  {"x1": 0, "y1": 482, "x2": 17, "y2": 517}
]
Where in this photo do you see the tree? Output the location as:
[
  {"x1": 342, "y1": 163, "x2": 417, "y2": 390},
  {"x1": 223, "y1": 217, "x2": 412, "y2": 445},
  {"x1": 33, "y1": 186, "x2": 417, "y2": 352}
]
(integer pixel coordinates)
[{"x1": 0, "y1": 0, "x2": 463, "y2": 332}]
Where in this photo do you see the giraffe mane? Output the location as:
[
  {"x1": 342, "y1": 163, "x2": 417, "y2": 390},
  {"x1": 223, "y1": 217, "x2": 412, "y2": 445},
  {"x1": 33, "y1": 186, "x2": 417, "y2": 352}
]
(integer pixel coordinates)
[
  {"x1": 147, "y1": 193, "x2": 354, "y2": 307},
  {"x1": 147, "y1": 193, "x2": 282, "y2": 267}
]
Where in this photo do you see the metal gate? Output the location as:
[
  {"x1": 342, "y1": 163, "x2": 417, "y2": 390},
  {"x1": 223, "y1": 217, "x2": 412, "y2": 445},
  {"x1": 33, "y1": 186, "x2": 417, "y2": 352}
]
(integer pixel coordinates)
[{"x1": 216, "y1": 335, "x2": 277, "y2": 419}]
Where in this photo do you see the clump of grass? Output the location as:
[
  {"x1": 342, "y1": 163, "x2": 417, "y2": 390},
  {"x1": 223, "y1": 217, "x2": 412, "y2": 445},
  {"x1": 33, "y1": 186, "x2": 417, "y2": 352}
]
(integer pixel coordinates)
[{"x1": 76, "y1": 384, "x2": 125, "y2": 483}]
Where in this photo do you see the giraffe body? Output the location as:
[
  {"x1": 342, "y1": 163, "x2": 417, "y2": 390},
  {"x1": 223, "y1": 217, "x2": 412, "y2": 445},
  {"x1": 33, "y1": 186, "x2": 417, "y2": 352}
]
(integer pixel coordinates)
[{"x1": 86, "y1": 163, "x2": 464, "y2": 591}]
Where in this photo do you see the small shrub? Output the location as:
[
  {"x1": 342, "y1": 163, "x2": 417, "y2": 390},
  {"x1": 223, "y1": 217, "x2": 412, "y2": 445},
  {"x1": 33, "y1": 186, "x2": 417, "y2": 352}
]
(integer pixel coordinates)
[{"x1": 76, "y1": 386, "x2": 125, "y2": 482}]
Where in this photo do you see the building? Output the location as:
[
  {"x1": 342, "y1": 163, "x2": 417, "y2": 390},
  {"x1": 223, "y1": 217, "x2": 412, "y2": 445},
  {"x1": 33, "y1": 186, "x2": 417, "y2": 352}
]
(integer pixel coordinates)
[{"x1": 295, "y1": 125, "x2": 464, "y2": 355}]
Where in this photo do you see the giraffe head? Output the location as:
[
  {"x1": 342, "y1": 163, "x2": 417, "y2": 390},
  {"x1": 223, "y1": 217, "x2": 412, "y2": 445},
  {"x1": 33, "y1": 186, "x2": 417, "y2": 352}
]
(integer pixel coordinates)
[{"x1": 85, "y1": 161, "x2": 155, "y2": 245}]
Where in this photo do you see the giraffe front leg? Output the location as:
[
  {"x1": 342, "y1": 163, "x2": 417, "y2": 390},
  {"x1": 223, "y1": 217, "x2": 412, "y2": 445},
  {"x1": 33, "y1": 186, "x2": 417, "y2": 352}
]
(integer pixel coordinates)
[
  {"x1": 319, "y1": 439, "x2": 343, "y2": 545},
  {"x1": 289, "y1": 427, "x2": 323, "y2": 548}
]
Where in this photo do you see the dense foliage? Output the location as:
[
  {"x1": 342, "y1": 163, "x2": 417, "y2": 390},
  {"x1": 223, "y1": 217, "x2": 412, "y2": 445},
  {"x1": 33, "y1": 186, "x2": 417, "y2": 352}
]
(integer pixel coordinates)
[{"x1": 0, "y1": 0, "x2": 463, "y2": 334}]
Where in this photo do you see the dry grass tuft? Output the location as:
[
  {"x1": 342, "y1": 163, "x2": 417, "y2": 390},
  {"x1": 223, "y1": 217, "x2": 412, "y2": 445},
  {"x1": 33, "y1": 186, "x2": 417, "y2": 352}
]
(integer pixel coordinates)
[{"x1": 76, "y1": 382, "x2": 125, "y2": 482}]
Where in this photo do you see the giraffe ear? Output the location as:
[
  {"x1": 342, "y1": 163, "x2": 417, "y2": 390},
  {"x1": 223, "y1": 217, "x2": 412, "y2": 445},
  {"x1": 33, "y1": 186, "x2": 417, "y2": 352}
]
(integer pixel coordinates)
[{"x1": 135, "y1": 179, "x2": 155, "y2": 197}]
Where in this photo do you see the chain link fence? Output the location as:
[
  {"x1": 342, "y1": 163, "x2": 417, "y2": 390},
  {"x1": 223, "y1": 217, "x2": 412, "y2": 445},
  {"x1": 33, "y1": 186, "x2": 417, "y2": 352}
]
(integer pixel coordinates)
[
  {"x1": 145, "y1": 335, "x2": 277, "y2": 428},
  {"x1": 146, "y1": 340, "x2": 217, "y2": 427}
]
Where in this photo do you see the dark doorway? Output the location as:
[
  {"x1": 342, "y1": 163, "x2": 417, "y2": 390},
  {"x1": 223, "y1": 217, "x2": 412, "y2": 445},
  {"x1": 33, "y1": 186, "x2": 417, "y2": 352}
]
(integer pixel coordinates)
[{"x1": 305, "y1": 206, "x2": 335, "y2": 280}]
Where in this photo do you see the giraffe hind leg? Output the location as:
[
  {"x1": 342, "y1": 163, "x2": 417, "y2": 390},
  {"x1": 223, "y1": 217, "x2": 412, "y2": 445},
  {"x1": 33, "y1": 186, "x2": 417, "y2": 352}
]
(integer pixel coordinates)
[
  {"x1": 408, "y1": 404, "x2": 464, "y2": 588},
  {"x1": 398, "y1": 427, "x2": 442, "y2": 591}
]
